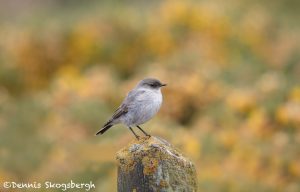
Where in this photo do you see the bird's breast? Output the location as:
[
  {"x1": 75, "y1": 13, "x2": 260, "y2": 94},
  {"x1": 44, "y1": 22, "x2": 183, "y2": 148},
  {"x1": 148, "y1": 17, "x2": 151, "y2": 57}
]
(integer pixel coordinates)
[
  {"x1": 141, "y1": 89, "x2": 162, "y2": 111},
  {"x1": 131, "y1": 89, "x2": 162, "y2": 125}
]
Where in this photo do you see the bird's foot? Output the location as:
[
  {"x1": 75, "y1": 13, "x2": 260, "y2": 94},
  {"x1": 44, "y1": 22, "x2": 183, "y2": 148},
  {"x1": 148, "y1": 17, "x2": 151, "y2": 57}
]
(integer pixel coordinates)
[{"x1": 135, "y1": 135, "x2": 140, "y2": 140}]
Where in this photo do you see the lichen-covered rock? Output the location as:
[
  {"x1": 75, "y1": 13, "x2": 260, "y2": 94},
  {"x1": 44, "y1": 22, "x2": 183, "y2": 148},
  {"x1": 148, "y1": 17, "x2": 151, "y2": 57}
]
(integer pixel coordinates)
[{"x1": 116, "y1": 136, "x2": 197, "y2": 192}]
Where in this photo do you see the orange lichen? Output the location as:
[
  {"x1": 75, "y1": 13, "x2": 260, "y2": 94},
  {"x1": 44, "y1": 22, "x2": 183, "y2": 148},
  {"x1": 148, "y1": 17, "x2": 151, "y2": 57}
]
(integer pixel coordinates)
[
  {"x1": 159, "y1": 179, "x2": 169, "y2": 188},
  {"x1": 142, "y1": 156, "x2": 159, "y2": 175},
  {"x1": 116, "y1": 136, "x2": 197, "y2": 191}
]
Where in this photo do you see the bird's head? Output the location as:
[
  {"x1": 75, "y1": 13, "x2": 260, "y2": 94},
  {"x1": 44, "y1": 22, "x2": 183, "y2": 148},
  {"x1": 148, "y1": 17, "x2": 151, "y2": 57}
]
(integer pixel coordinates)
[{"x1": 137, "y1": 78, "x2": 167, "y2": 90}]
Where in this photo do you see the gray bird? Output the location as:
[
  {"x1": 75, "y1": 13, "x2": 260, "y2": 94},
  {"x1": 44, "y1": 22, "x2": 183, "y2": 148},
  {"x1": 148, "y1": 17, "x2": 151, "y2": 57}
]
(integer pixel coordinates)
[{"x1": 95, "y1": 78, "x2": 166, "y2": 139}]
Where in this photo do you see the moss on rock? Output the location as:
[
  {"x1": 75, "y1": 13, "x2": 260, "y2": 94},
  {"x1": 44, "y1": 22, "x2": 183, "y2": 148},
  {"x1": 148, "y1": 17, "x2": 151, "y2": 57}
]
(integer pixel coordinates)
[{"x1": 116, "y1": 136, "x2": 197, "y2": 192}]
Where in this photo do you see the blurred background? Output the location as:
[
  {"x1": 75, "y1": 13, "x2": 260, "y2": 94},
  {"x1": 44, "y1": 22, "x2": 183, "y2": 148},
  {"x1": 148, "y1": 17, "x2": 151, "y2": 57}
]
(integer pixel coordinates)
[{"x1": 0, "y1": 0, "x2": 299, "y2": 191}]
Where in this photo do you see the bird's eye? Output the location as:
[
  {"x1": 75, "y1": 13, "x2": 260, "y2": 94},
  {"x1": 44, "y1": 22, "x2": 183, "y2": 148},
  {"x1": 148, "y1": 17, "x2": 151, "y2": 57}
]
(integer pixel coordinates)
[{"x1": 149, "y1": 84, "x2": 155, "y2": 87}]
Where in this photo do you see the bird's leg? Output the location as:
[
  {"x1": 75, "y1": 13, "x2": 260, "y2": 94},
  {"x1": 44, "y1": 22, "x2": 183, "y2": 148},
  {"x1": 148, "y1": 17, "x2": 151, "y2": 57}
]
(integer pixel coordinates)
[
  {"x1": 128, "y1": 126, "x2": 140, "y2": 140},
  {"x1": 136, "y1": 125, "x2": 151, "y2": 137}
]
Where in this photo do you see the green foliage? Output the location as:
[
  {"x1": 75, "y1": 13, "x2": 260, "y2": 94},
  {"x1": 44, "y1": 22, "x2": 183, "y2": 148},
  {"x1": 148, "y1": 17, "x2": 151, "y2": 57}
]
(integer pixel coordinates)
[{"x1": 0, "y1": 97, "x2": 50, "y2": 179}]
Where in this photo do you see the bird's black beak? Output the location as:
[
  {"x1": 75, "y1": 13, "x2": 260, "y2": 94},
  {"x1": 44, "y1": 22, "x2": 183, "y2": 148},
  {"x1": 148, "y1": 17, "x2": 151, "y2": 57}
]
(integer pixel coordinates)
[{"x1": 160, "y1": 83, "x2": 167, "y2": 87}]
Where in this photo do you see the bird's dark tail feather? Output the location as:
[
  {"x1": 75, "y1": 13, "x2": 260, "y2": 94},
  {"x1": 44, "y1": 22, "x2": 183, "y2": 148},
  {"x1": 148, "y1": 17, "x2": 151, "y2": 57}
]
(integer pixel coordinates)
[{"x1": 95, "y1": 122, "x2": 113, "y2": 135}]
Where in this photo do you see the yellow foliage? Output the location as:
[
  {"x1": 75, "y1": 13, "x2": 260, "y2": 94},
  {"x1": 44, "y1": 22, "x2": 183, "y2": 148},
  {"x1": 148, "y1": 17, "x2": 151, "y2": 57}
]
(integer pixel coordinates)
[
  {"x1": 226, "y1": 89, "x2": 256, "y2": 113},
  {"x1": 217, "y1": 130, "x2": 238, "y2": 149},
  {"x1": 183, "y1": 135, "x2": 201, "y2": 160},
  {"x1": 289, "y1": 160, "x2": 300, "y2": 177},
  {"x1": 276, "y1": 102, "x2": 300, "y2": 126},
  {"x1": 289, "y1": 87, "x2": 300, "y2": 102}
]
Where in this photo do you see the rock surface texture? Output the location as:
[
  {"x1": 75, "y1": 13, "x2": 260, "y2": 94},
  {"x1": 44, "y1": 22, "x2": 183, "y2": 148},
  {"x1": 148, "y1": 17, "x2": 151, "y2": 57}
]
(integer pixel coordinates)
[{"x1": 116, "y1": 136, "x2": 197, "y2": 192}]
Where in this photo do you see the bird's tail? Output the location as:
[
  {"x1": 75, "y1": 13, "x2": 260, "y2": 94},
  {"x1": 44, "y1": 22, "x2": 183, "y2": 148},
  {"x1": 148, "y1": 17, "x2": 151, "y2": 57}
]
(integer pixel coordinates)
[{"x1": 95, "y1": 121, "x2": 113, "y2": 135}]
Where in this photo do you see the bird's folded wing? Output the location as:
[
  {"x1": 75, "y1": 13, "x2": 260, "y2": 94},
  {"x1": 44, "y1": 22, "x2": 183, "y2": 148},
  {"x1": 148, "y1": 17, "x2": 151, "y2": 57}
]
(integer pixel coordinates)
[
  {"x1": 111, "y1": 104, "x2": 128, "y2": 120},
  {"x1": 109, "y1": 89, "x2": 145, "y2": 122}
]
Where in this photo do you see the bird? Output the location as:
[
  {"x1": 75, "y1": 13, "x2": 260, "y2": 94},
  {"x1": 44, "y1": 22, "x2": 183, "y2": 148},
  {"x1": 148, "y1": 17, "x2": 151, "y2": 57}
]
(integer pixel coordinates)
[{"x1": 95, "y1": 78, "x2": 166, "y2": 139}]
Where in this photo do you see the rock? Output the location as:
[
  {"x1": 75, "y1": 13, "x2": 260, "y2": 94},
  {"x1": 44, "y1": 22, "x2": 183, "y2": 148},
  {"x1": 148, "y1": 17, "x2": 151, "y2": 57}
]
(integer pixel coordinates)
[{"x1": 116, "y1": 136, "x2": 197, "y2": 192}]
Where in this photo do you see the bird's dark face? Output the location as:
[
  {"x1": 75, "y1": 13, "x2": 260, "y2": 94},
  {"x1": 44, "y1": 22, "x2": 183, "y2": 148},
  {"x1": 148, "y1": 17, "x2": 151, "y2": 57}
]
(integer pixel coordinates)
[{"x1": 138, "y1": 78, "x2": 167, "y2": 89}]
